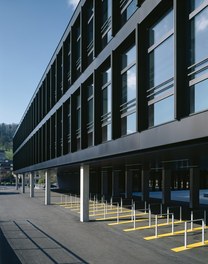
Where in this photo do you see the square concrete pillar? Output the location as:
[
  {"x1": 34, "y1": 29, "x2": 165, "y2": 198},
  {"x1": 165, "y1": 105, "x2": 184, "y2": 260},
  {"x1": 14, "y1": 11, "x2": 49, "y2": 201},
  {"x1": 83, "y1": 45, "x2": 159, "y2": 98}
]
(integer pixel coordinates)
[
  {"x1": 162, "y1": 168, "x2": 171, "y2": 205},
  {"x1": 112, "y1": 171, "x2": 120, "y2": 197},
  {"x1": 141, "y1": 170, "x2": 149, "y2": 202},
  {"x1": 29, "y1": 172, "x2": 35, "y2": 198},
  {"x1": 190, "y1": 167, "x2": 200, "y2": 209},
  {"x1": 80, "y1": 164, "x2": 89, "y2": 222},
  {"x1": 45, "y1": 171, "x2": 51, "y2": 205},
  {"x1": 22, "y1": 174, "x2": 25, "y2": 193},
  {"x1": 125, "y1": 170, "x2": 132, "y2": 198}
]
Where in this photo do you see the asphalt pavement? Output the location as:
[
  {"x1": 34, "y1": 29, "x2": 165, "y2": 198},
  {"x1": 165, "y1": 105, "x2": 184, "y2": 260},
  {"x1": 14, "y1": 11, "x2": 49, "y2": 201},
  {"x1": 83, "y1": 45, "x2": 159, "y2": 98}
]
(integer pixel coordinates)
[{"x1": 0, "y1": 186, "x2": 208, "y2": 264}]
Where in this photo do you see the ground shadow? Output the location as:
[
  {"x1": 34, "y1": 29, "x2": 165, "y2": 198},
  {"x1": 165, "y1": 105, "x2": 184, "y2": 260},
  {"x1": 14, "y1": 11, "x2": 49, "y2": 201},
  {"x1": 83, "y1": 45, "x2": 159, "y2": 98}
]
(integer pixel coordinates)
[{"x1": 0, "y1": 228, "x2": 21, "y2": 264}]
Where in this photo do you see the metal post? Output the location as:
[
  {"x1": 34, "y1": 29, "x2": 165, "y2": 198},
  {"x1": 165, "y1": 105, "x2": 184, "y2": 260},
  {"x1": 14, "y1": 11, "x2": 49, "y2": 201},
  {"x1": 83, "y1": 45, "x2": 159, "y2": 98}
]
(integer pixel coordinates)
[
  {"x1": 180, "y1": 206, "x2": 182, "y2": 222},
  {"x1": 149, "y1": 208, "x2": 151, "y2": 227},
  {"x1": 120, "y1": 197, "x2": 123, "y2": 212},
  {"x1": 155, "y1": 215, "x2": 158, "y2": 238},
  {"x1": 184, "y1": 221, "x2": 187, "y2": 248},
  {"x1": 105, "y1": 201, "x2": 108, "y2": 214},
  {"x1": 191, "y1": 211, "x2": 193, "y2": 231},
  {"x1": 93, "y1": 199, "x2": 95, "y2": 216},
  {"x1": 202, "y1": 220, "x2": 205, "y2": 245},
  {"x1": 204, "y1": 210, "x2": 206, "y2": 226},
  {"x1": 134, "y1": 203, "x2": 136, "y2": 229},
  {"x1": 172, "y1": 214, "x2": 174, "y2": 234},
  {"x1": 117, "y1": 203, "x2": 119, "y2": 223},
  {"x1": 160, "y1": 204, "x2": 162, "y2": 216},
  {"x1": 167, "y1": 207, "x2": 169, "y2": 223},
  {"x1": 144, "y1": 201, "x2": 147, "y2": 213},
  {"x1": 110, "y1": 197, "x2": 113, "y2": 208}
]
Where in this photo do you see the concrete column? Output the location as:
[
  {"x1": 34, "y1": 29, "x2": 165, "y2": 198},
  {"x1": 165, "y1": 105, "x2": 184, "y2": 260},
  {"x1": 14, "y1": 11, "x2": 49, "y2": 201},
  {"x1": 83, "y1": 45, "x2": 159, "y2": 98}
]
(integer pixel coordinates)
[
  {"x1": 45, "y1": 171, "x2": 51, "y2": 205},
  {"x1": 112, "y1": 171, "x2": 120, "y2": 197},
  {"x1": 101, "y1": 171, "x2": 108, "y2": 197},
  {"x1": 141, "y1": 170, "x2": 149, "y2": 202},
  {"x1": 80, "y1": 164, "x2": 89, "y2": 222},
  {"x1": 29, "y1": 172, "x2": 35, "y2": 198},
  {"x1": 125, "y1": 170, "x2": 132, "y2": 198},
  {"x1": 190, "y1": 167, "x2": 200, "y2": 209},
  {"x1": 162, "y1": 168, "x2": 171, "y2": 205},
  {"x1": 22, "y1": 174, "x2": 25, "y2": 193}
]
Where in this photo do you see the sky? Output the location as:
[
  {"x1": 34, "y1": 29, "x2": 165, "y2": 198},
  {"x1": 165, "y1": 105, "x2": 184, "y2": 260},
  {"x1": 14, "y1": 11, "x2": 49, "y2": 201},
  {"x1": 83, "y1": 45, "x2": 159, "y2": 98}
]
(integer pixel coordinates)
[{"x1": 0, "y1": 0, "x2": 79, "y2": 124}]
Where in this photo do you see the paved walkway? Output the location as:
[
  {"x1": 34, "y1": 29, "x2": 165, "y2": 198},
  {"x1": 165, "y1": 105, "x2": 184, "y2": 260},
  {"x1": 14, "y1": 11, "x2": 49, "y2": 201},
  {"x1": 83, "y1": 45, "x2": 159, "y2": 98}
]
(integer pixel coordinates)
[{"x1": 0, "y1": 187, "x2": 208, "y2": 264}]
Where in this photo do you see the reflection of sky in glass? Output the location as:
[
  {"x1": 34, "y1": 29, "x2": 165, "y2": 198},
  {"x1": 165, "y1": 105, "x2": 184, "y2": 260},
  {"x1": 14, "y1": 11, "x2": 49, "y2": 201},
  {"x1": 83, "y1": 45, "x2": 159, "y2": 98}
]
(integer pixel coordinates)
[
  {"x1": 102, "y1": 0, "x2": 111, "y2": 24},
  {"x1": 102, "y1": 68, "x2": 111, "y2": 85},
  {"x1": 102, "y1": 85, "x2": 111, "y2": 114},
  {"x1": 193, "y1": 79, "x2": 208, "y2": 112},
  {"x1": 193, "y1": 7, "x2": 208, "y2": 63},
  {"x1": 122, "y1": 45, "x2": 136, "y2": 70},
  {"x1": 127, "y1": 112, "x2": 136, "y2": 134},
  {"x1": 153, "y1": 96, "x2": 174, "y2": 126},
  {"x1": 87, "y1": 99, "x2": 93, "y2": 123},
  {"x1": 192, "y1": 0, "x2": 205, "y2": 11},
  {"x1": 122, "y1": 65, "x2": 136, "y2": 103},
  {"x1": 149, "y1": 36, "x2": 174, "y2": 88},
  {"x1": 149, "y1": 9, "x2": 173, "y2": 46}
]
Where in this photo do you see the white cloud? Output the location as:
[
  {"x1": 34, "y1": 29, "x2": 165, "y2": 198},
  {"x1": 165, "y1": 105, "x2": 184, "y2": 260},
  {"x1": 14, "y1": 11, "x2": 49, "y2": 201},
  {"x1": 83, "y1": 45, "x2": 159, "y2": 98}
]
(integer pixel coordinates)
[
  {"x1": 67, "y1": 0, "x2": 80, "y2": 10},
  {"x1": 196, "y1": 9, "x2": 208, "y2": 32}
]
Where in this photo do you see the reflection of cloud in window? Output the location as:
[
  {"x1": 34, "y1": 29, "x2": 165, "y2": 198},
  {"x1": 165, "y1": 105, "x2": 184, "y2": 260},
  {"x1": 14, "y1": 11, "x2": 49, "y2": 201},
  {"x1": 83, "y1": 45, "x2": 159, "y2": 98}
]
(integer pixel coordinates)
[
  {"x1": 196, "y1": 10, "x2": 208, "y2": 32},
  {"x1": 127, "y1": 70, "x2": 136, "y2": 90},
  {"x1": 67, "y1": 0, "x2": 79, "y2": 9}
]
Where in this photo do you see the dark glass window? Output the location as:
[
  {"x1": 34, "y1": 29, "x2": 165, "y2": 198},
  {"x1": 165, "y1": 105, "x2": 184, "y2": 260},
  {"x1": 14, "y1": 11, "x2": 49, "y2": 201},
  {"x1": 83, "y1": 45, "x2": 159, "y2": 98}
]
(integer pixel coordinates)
[
  {"x1": 147, "y1": 9, "x2": 174, "y2": 127},
  {"x1": 189, "y1": 5, "x2": 208, "y2": 113},
  {"x1": 120, "y1": 44, "x2": 136, "y2": 136},
  {"x1": 74, "y1": 19, "x2": 81, "y2": 79},
  {"x1": 101, "y1": 67, "x2": 112, "y2": 142},
  {"x1": 101, "y1": 0, "x2": 112, "y2": 49},
  {"x1": 190, "y1": 79, "x2": 208, "y2": 113},
  {"x1": 87, "y1": 83, "x2": 94, "y2": 147},
  {"x1": 120, "y1": 0, "x2": 138, "y2": 26},
  {"x1": 76, "y1": 93, "x2": 81, "y2": 150},
  {"x1": 67, "y1": 100, "x2": 71, "y2": 152},
  {"x1": 191, "y1": 0, "x2": 206, "y2": 11},
  {"x1": 86, "y1": 0, "x2": 94, "y2": 65}
]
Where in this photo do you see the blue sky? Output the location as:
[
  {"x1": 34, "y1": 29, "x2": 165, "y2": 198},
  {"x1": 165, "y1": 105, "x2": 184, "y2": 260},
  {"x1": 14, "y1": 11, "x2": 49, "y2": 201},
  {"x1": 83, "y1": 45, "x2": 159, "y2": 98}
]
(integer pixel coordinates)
[{"x1": 0, "y1": 0, "x2": 79, "y2": 124}]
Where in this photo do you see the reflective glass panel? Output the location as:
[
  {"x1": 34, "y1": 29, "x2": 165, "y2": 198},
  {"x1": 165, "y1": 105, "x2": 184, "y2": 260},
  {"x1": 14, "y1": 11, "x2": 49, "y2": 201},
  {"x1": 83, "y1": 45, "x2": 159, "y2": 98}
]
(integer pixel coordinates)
[
  {"x1": 121, "y1": 65, "x2": 136, "y2": 104},
  {"x1": 87, "y1": 99, "x2": 93, "y2": 123},
  {"x1": 149, "y1": 9, "x2": 173, "y2": 46},
  {"x1": 102, "y1": 0, "x2": 111, "y2": 24},
  {"x1": 102, "y1": 124, "x2": 112, "y2": 141},
  {"x1": 76, "y1": 109, "x2": 81, "y2": 129},
  {"x1": 102, "y1": 68, "x2": 111, "y2": 85},
  {"x1": 121, "y1": 112, "x2": 136, "y2": 136},
  {"x1": 121, "y1": 0, "x2": 137, "y2": 26},
  {"x1": 149, "y1": 36, "x2": 174, "y2": 88},
  {"x1": 121, "y1": 45, "x2": 136, "y2": 70},
  {"x1": 191, "y1": 78, "x2": 208, "y2": 113},
  {"x1": 87, "y1": 84, "x2": 93, "y2": 97},
  {"x1": 102, "y1": 85, "x2": 111, "y2": 114},
  {"x1": 191, "y1": 7, "x2": 208, "y2": 64},
  {"x1": 191, "y1": 0, "x2": 205, "y2": 11},
  {"x1": 149, "y1": 95, "x2": 174, "y2": 126}
]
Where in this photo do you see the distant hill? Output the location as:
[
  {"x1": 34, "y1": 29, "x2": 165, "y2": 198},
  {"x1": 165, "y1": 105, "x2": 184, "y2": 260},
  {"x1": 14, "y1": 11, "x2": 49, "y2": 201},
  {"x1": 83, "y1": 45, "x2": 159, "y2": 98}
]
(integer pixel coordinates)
[{"x1": 0, "y1": 123, "x2": 18, "y2": 159}]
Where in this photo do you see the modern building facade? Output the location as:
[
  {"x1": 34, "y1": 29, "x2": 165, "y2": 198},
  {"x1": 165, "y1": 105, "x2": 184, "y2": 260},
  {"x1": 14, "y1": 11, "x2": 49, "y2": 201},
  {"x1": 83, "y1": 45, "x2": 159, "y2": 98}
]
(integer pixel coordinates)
[{"x1": 14, "y1": 0, "x2": 208, "y2": 221}]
